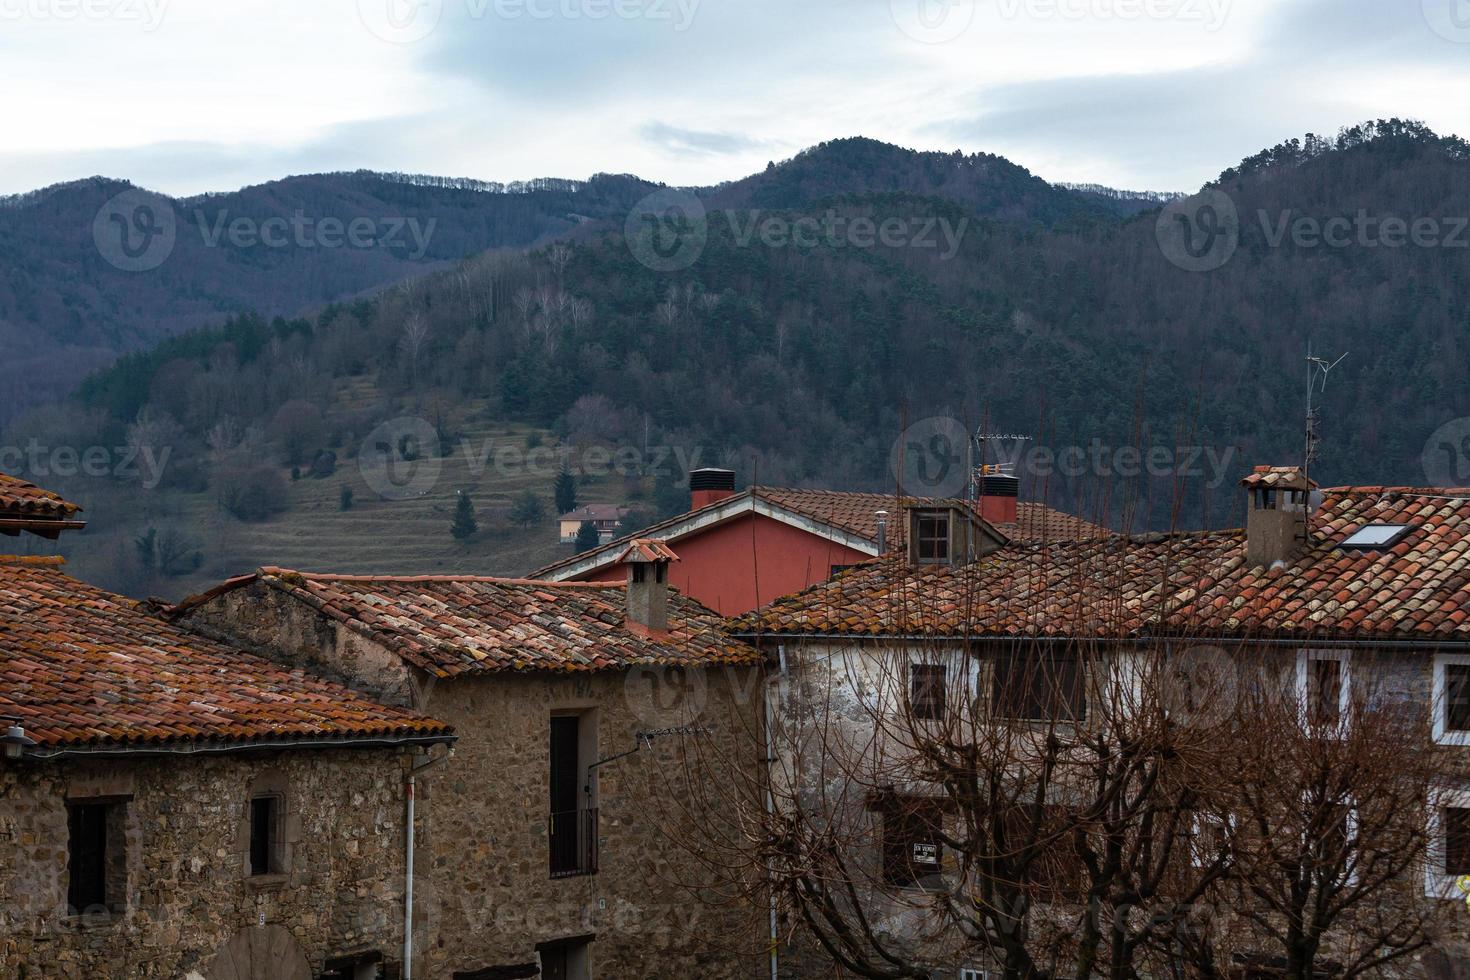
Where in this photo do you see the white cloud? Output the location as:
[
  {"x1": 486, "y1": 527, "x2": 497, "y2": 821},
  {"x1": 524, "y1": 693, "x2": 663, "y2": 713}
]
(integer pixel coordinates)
[{"x1": 0, "y1": 0, "x2": 1465, "y2": 195}]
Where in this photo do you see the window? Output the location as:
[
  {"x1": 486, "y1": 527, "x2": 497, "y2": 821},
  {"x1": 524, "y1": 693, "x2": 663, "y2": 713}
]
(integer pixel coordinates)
[
  {"x1": 1296, "y1": 649, "x2": 1349, "y2": 732},
  {"x1": 250, "y1": 795, "x2": 281, "y2": 876},
  {"x1": 1339, "y1": 524, "x2": 1412, "y2": 550},
  {"x1": 67, "y1": 799, "x2": 125, "y2": 917},
  {"x1": 992, "y1": 653, "x2": 1085, "y2": 722},
  {"x1": 1426, "y1": 786, "x2": 1470, "y2": 898},
  {"x1": 880, "y1": 795, "x2": 945, "y2": 888},
  {"x1": 1446, "y1": 807, "x2": 1470, "y2": 877},
  {"x1": 243, "y1": 771, "x2": 292, "y2": 880},
  {"x1": 1433, "y1": 655, "x2": 1470, "y2": 745},
  {"x1": 915, "y1": 512, "x2": 950, "y2": 564},
  {"x1": 909, "y1": 663, "x2": 947, "y2": 721},
  {"x1": 549, "y1": 714, "x2": 597, "y2": 877}
]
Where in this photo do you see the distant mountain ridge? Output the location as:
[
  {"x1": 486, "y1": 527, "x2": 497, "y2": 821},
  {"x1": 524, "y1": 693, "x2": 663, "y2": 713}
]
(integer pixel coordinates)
[
  {"x1": 0, "y1": 142, "x2": 1143, "y2": 423},
  {"x1": 13, "y1": 117, "x2": 1470, "y2": 599}
]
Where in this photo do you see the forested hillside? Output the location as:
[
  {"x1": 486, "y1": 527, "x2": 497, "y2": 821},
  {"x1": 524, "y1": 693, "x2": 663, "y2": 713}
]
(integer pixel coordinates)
[
  {"x1": 9, "y1": 120, "x2": 1470, "y2": 599},
  {"x1": 0, "y1": 170, "x2": 658, "y2": 421}
]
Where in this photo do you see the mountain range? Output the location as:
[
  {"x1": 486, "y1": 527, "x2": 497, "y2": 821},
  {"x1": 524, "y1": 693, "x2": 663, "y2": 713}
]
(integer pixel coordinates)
[{"x1": 5, "y1": 119, "x2": 1468, "y2": 600}]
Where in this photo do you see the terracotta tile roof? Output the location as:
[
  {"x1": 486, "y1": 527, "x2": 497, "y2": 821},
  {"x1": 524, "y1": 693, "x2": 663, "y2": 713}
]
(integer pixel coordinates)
[
  {"x1": 1240, "y1": 465, "x2": 1317, "y2": 490},
  {"x1": 175, "y1": 568, "x2": 758, "y2": 679},
  {"x1": 751, "y1": 488, "x2": 1105, "y2": 546},
  {"x1": 0, "y1": 474, "x2": 81, "y2": 518},
  {"x1": 0, "y1": 474, "x2": 85, "y2": 538},
  {"x1": 530, "y1": 486, "x2": 1108, "y2": 579},
  {"x1": 0, "y1": 557, "x2": 452, "y2": 751},
  {"x1": 735, "y1": 487, "x2": 1470, "y2": 644},
  {"x1": 616, "y1": 539, "x2": 680, "y2": 563}
]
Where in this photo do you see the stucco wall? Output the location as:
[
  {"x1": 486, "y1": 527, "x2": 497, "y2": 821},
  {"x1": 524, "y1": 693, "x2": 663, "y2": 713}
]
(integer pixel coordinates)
[
  {"x1": 579, "y1": 512, "x2": 874, "y2": 616},
  {"x1": 0, "y1": 748, "x2": 409, "y2": 980}
]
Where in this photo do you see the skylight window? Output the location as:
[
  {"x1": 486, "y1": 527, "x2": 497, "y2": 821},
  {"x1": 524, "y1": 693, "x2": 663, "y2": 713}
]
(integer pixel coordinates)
[{"x1": 1340, "y1": 524, "x2": 1413, "y2": 550}]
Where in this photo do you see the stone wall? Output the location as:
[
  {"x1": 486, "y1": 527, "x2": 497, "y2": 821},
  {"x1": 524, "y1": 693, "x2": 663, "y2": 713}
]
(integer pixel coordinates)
[
  {"x1": 0, "y1": 747, "x2": 410, "y2": 980},
  {"x1": 179, "y1": 586, "x2": 769, "y2": 979}
]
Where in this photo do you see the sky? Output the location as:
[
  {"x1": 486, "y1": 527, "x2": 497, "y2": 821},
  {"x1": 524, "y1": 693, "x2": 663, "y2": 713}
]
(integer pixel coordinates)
[{"x1": 2, "y1": 0, "x2": 1468, "y2": 197}]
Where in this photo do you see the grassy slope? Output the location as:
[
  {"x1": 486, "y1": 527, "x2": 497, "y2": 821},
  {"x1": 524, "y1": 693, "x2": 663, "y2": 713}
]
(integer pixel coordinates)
[{"x1": 58, "y1": 376, "x2": 639, "y2": 600}]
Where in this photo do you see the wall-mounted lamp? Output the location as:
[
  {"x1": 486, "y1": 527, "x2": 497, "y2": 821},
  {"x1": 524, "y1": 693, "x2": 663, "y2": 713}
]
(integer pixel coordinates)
[{"x1": 2, "y1": 721, "x2": 36, "y2": 760}]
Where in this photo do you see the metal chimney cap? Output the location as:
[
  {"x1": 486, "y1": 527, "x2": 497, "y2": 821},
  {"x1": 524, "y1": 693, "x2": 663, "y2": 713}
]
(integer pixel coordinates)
[{"x1": 688, "y1": 468, "x2": 736, "y2": 492}]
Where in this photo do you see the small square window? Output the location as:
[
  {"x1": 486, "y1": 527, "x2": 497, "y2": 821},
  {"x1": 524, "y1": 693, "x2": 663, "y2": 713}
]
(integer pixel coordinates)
[
  {"x1": 915, "y1": 513, "x2": 950, "y2": 564},
  {"x1": 909, "y1": 664, "x2": 946, "y2": 721}
]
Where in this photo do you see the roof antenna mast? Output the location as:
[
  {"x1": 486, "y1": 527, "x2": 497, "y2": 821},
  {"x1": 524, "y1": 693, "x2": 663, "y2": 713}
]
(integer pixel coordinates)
[
  {"x1": 971, "y1": 429, "x2": 1030, "y2": 501},
  {"x1": 1304, "y1": 342, "x2": 1349, "y2": 483}
]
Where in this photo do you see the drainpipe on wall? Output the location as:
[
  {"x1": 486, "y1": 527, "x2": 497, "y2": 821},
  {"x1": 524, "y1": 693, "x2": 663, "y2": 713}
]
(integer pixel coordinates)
[{"x1": 404, "y1": 747, "x2": 453, "y2": 980}]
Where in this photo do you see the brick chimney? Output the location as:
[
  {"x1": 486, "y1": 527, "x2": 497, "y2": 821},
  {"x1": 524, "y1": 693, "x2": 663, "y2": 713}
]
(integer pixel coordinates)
[
  {"x1": 976, "y1": 468, "x2": 1019, "y2": 525},
  {"x1": 689, "y1": 468, "x2": 736, "y2": 510},
  {"x1": 1241, "y1": 466, "x2": 1316, "y2": 567},
  {"x1": 617, "y1": 539, "x2": 680, "y2": 632}
]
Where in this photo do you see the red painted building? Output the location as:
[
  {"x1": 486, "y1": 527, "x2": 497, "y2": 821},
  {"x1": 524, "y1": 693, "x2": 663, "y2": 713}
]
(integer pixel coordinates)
[{"x1": 531, "y1": 470, "x2": 1107, "y2": 615}]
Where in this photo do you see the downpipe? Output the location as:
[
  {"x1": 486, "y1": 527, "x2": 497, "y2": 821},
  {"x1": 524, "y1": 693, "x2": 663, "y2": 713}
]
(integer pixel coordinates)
[{"x1": 404, "y1": 747, "x2": 453, "y2": 980}]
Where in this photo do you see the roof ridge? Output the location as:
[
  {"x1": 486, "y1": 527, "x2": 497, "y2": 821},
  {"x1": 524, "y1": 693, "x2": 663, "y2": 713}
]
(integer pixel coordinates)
[
  {"x1": 261, "y1": 567, "x2": 620, "y2": 588},
  {"x1": 0, "y1": 554, "x2": 66, "y2": 566},
  {"x1": 1323, "y1": 486, "x2": 1470, "y2": 499}
]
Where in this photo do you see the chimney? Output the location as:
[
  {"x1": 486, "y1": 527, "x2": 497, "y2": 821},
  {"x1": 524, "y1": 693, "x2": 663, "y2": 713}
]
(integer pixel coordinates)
[
  {"x1": 617, "y1": 539, "x2": 680, "y2": 632},
  {"x1": 875, "y1": 510, "x2": 889, "y2": 553},
  {"x1": 976, "y1": 468, "x2": 1020, "y2": 526},
  {"x1": 689, "y1": 468, "x2": 737, "y2": 510},
  {"x1": 1242, "y1": 466, "x2": 1316, "y2": 567}
]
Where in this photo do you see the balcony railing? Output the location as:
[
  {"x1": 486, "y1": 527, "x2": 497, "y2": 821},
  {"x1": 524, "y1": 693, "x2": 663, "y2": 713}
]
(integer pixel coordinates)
[{"x1": 549, "y1": 807, "x2": 598, "y2": 878}]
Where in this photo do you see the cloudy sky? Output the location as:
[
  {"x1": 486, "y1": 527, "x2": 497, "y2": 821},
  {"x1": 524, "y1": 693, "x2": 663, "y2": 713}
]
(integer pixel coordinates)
[{"x1": 3, "y1": 0, "x2": 1468, "y2": 196}]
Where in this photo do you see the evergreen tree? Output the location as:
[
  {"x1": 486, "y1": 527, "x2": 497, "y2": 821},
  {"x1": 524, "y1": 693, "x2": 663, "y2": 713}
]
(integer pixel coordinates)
[
  {"x1": 510, "y1": 490, "x2": 546, "y2": 528},
  {"x1": 554, "y1": 465, "x2": 578, "y2": 515},
  {"x1": 574, "y1": 520, "x2": 600, "y2": 552},
  {"x1": 451, "y1": 491, "x2": 479, "y2": 540}
]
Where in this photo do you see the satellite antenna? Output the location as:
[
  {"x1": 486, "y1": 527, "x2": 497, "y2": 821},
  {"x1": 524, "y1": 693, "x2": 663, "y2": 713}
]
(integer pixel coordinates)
[{"x1": 1304, "y1": 343, "x2": 1349, "y2": 480}]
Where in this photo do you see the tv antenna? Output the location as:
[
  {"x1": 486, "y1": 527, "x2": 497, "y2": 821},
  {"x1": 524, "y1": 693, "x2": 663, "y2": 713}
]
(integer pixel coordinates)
[
  {"x1": 971, "y1": 430, "x2": 1030, "y2": 499},
  {"x1": 1304, "y1": 344, "x2": 1349, "y2": 478}
]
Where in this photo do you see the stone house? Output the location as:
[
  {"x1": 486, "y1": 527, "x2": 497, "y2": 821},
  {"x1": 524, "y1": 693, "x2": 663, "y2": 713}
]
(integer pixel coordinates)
[
  {"x1": 0, "y1": 551, "x2": 456, "y2": 980},
  {"x1": 735, "y1": 469, "x2": 1470, "y2": 976},
  {"x1": 171, "y1": 541, "x2": 767, "y2": 979}
]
